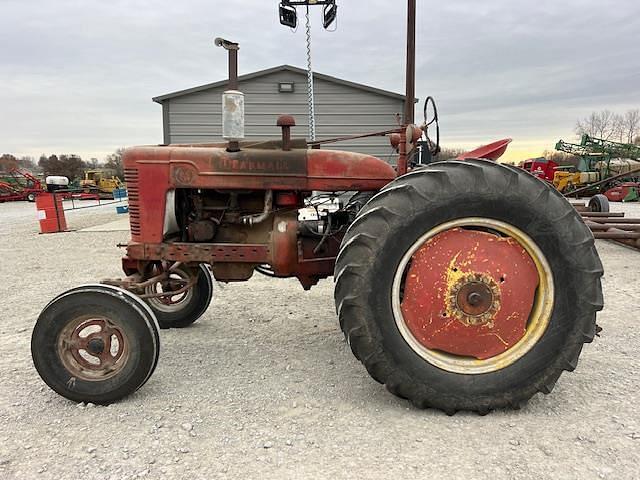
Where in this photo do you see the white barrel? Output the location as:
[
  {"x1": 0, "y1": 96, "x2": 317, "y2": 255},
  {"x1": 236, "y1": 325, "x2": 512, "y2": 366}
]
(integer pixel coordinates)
[
  {"x1": 222, "y1": 90, "x2": 245, "y2": 140},
  {"x1": 580, "y1": 172, "x2": 599, "y2": 184},
  {"x1": 45, "y1": 176, "x2": 69, "y2": 186}
]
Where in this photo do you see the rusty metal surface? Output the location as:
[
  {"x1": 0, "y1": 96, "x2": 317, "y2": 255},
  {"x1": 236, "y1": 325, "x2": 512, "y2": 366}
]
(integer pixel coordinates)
[
  {"x1": 592, "y1": 231, "x2": 640, "y2": 239},
  {"x1": 397, "y1": 129, "x2": 409, "y2": 176},
  {"x1": 268, "y1": 211, "x2": 339, "y2": 286},
  {"x1": 104, "y1": 261, "x2": 197, "y2": 299},
  {"x1": 585, "y1": 217, "x2": 640, "y2": 223},
  {"x1": 276, "y1": 115, "x2": 296, "y2": 127},
  {"x1": 581, "y1": 211, "x2": 625, "y2": 218},
  {"x1": 581, "y1": 211, "x2": 640, "y2": 250},
  {"x1": 306, "y1": 149, "x2": 396, "y2": 190},
  {"x1": 57, "y1": 316, "x2": 129, "y2": 381},
  {"x1": 405, "y1": 0, "x2": 416, "y2": 124},
  {"x1": 400, "y1": 228, "x2": 539, "y2": 359},
  {"x1": 123, "y1": 145, "x2": 395, "y2": 246},
  {"x1": 277, "y1": 115, "x2": 296, "y2": 151},
  {"x1": 586, "y1": 222, "x2": 640, "y2": 231},
  {"x1": 306, "y1": 128, "x2": 403, "y2": 147},
  {"x1": 127, "y1": 242, "x2": 270, "y2": 263}
]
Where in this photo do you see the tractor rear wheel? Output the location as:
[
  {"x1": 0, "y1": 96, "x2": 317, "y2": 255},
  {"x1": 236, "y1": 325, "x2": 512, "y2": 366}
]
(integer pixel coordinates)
[
  {"x1": 144, "y1": 264, "x2": 213, "y2": 329},
  {"x1": 345, "y1": 191, "x2": 376, "y2": 221},
  {"x1": 334, "y1": 159, "x2": 603, "y2": 414},
  {"x1": 32, "y1": 284, "x2": 160, "y2": 404}
]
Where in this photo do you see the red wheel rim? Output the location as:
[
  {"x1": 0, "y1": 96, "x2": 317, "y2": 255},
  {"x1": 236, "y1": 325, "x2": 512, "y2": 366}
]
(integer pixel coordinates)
[
  {"x1": 58, "y1": 316, "x2": 130, "y2": 381},
  {"x1": 392, "y1": 218, "x2": 554, "y2": 373}
]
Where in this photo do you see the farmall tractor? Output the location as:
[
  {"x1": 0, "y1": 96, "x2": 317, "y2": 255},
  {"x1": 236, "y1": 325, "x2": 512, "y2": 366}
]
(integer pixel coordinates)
[{"x1": 32, "y1": 13, "x2": 603, "y2": 414}]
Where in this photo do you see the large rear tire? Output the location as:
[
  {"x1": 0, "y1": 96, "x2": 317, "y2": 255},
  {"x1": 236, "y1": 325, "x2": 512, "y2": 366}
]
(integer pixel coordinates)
[{"x1": 334, "y1": 159, "x2": 603, "y2": 414}]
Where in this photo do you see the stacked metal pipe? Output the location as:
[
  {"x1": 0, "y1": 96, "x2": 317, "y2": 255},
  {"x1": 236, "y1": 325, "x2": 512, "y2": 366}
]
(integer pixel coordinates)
[{"x1": 580, "y1": 211, "x2": 640, "y2": 250}]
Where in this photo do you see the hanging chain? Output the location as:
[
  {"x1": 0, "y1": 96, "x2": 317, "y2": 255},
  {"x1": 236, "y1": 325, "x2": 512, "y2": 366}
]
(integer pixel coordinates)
[{"x1": 305, "y1": 5, "x2": 316, "y2": 140}]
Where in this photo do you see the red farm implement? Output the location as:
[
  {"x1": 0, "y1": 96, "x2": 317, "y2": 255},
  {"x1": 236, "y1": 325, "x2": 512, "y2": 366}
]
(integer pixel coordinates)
[
  {"x1": 0, "y1": 168, "x2": 44, "y2": 202},
  {"x1": 520, "y1": 157, "x2": 559, "y2": 182}
]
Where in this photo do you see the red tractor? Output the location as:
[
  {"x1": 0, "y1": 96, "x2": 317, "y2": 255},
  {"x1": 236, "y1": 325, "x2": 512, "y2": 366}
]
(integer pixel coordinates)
[{"x1": 32, "y1": 16, "x2": 603, "y2": 414}]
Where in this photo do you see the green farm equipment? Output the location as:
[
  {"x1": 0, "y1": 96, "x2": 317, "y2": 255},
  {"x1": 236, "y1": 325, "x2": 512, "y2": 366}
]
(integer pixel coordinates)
[{"x1": 554, "y1": 134, "x2": 640, "y2": 195}]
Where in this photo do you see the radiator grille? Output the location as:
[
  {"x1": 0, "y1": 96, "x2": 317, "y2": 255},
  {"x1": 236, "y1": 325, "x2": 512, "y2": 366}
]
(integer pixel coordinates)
[{"x1": 124, "y1": 168, "x2": 140, "y2": 237}]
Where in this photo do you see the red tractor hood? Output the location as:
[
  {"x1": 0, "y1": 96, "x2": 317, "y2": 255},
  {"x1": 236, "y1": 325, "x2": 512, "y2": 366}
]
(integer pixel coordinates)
[{"x1": 123, "y1": 145, "x2": 396, "y2": 192}]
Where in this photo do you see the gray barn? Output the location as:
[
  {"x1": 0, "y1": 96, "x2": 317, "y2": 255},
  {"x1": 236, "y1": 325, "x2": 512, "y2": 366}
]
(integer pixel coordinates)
[{"x1": 153, "y1": 65, "x2": 408, "y2": 163}]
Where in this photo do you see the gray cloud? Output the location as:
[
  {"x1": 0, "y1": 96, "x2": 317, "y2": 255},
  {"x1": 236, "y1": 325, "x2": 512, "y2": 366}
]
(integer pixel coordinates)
[{"x1": 1, "y1": 0, "x2": 638, "y2": 160}]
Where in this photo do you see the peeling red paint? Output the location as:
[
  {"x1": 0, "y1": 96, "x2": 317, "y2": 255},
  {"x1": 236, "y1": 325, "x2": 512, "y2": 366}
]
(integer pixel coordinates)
[{"x1": 400, "y1": 228, "x2": 539, "y2": 359}]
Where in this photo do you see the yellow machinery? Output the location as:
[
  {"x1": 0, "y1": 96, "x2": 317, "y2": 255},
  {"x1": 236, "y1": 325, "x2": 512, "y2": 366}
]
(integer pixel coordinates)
[
  {"x1": 552, "y1": 167, "x2": 599, "y2": 193},
  {"x1": 80, "y1": 170, "x2": 124, "y2": 196}
]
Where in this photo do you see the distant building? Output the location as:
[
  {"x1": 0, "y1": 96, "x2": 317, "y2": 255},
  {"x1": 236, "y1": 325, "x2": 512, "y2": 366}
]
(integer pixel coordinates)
[{"x1": 153, "y1": 65, "x2": 411, "y2": 163}]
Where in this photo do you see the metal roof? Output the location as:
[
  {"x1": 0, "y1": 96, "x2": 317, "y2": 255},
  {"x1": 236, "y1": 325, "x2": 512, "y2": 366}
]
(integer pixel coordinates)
[{"x1": 152, "y1": 64, "x2": 410, "y2": 103}]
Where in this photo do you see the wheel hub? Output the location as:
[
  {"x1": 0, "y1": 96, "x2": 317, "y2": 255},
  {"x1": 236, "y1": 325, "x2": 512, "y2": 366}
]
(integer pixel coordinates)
[
  {"x1": 86, "y1": 337, "x2": 105, "y2": 355},
  {"x1": 145, "y1": 267, "x2": 195, "y2": 312},
  {"x1": 399, "y1": 227, "x2": 540, "y2": 360},
  {"x1": 449, "y1": 273, "x2": 500, "y2": 325},
  {"x1": 57, "y1": 317, "x2": 128, "y2": 380}
]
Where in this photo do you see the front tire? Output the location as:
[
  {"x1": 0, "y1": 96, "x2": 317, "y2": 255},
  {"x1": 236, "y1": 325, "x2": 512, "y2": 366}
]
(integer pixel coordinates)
[
  {"x1": 144, "y1": 264, "x2": 213, "y2": 329},
  {"x1": 32, "y1": 284, "x2": 160, "y2": 404},
  {"x1": 334, "y1": 159, "x2": 603, "y2": 414}
]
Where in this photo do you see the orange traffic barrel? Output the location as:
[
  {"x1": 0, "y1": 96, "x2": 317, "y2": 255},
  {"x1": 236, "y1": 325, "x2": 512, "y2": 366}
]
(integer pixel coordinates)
[{"x1": 35, "y1": 193, "x2": 68, "y2": 234}]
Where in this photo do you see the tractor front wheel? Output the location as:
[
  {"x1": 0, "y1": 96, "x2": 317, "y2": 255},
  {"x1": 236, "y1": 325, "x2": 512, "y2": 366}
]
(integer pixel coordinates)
[
  {"x1": 144, "y1": 264, "x2": 213, "y2": 329},
  {"x1": 334, "y1": 159, "x2": 603, "y2": 414},
  {"x1": 32, "y1": 284, "x2": 160, "y2": 404}
]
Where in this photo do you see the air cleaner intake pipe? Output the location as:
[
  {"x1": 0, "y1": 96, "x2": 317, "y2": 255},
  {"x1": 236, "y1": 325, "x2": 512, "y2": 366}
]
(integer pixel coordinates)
[{"x1": 215, "y1": 37, "x2": 244, "y2": 152}]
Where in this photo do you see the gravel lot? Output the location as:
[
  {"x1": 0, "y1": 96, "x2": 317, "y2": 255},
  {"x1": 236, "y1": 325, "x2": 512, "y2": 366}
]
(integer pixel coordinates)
[{"x1": 1, "y1": 199, "x2": 639, "y2": 480}]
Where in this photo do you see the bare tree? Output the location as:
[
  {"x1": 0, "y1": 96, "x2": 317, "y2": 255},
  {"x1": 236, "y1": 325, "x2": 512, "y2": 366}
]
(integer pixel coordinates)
[
  {"x1": 38, "y1": 154, "x2": 85, "y2": 181},
  {"x1": 104, "y1": 148, "x2": 125, "y2": 179},
  {"x1": 576, "y1": 110, "x2": 618, "y2": 140},
  {"x1": 621, "y1": 109, "x2": 640, "y2": 144},
  {"x1": 437, "y1": 147, "x2": 467, "y2": 161},
  {"x1": 576, "y1": 109, "x2": 640, "y2": 143},
  {"x1": 17, "y1": 156, "x2": 38, "y2": 172},
  {"x1": 613, "y1": 113, "x2": 625, "y2": 142},
  {"x1": 0, "y1": 154, "x2": 18, "y2": 172}
]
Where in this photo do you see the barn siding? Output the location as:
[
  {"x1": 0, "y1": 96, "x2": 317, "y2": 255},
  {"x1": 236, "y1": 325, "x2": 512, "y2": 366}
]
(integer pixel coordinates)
[{"x1": 162, "y1": 68, "x2": 405, "y2": 163}]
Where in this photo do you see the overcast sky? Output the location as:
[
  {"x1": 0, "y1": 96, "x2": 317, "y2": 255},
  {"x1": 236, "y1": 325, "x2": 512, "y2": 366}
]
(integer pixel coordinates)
[{"x1": 1, "y1": 0, "x2": 639, "y2": 162}]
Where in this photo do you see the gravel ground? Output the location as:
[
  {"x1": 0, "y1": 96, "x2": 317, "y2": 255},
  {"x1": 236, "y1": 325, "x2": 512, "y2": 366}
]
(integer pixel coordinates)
[{"x1": 0, "y1": 199, "x2": 639, "y2": 480}]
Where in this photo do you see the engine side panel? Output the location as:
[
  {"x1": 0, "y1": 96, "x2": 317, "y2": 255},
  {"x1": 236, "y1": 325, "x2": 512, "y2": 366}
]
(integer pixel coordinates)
[{"x1": 124, "y1": 144, "x2": 395, "y2": 246}]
